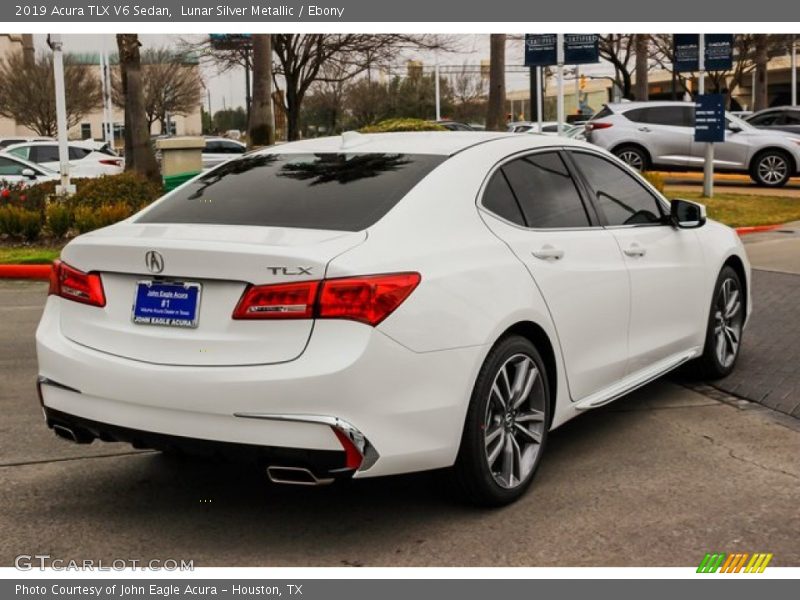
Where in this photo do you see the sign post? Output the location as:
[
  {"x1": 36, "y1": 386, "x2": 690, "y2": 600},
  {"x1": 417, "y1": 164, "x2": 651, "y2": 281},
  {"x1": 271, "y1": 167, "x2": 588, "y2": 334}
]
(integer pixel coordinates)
[{"x1": 695, "y1": 93, "x2": 725, "y2": 199}]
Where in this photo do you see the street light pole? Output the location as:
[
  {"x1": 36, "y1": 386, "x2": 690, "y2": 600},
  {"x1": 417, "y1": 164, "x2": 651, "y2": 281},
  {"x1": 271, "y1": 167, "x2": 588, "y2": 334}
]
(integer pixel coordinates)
[
  {"x1": 556, "y1": 33, "x2": 564, "y2": 136},
  {"x1": 792, "y1": 35, "x2": 797, "y2": 107},
  {"x1": 47, "y1": 34, "x2": 73, "y2": 196},
  {"x1": 699, "y1": 34, "x2": 714, "y2": 198}
]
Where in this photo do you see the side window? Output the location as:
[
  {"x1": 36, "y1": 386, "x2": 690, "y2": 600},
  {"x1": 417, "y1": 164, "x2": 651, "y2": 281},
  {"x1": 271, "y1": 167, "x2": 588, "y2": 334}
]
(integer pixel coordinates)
[
  {"x1": 749, "y1": 113, "x2": 780, "y2": 126},
  {"x1": 644, "y1": 106, "x2": 688, "y2": 127},
  {"x1": 223, "y1": 141, "x2": 245, "y2": 154},
  {"x1": 782, "y1": 112, "x2": 800, "y2": 125},
  {"x1": 0, "y1": 157, "x2": 25, "y2": 176},
  {"x1": 481, "y1": 169, "x2": 525, "y2": 226},
  {"x1": 501, "y1": 152, "x2": 591, "y2": 229},
  {"x1": 624, "y1": 108, "x2": 648, "y2": 123},
  {"x1": 571, "y1": 152, "x2": 665, "y2": 226},
  {"x1": 32, "y1": 145, "x2": 60, "y2": 163},
  {"x1": 204, "y1": 141, "x2": 221, "y2": 153},
  {"x1": 68, "y1": 147, "x2": 91, "y2": 160},
  {"x1": 7, "y1": 146, "x2": 29, "y2": 160}
]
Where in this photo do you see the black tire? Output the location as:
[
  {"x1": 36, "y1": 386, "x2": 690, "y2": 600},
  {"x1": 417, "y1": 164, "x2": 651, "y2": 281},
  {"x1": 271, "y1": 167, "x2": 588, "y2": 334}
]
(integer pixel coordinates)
[
  {"x1": 451, "y1": 335, "x2": 551, "y2": 507},
  {"x1": 749, "y1": 150, "x2": 792, "y2": 187},
  {"x1": 613, "y1": 145, "x2": 649, "y2": 172},
  {"x1": 690, "y1": 266, "x2": 745, "y2": 380}
]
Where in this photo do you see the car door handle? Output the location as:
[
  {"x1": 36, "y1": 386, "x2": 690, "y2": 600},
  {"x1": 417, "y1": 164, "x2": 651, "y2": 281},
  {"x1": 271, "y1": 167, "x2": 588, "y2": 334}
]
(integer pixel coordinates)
[
  {"x1": 532, "y1": 245, "x2": 565, "y2": 261},
  {"x1": 623, "y1": 243, "x2": 647, "y2": 258},
  {"x1": 638, "y1": 127, "x2": 651, "y2": 133}
]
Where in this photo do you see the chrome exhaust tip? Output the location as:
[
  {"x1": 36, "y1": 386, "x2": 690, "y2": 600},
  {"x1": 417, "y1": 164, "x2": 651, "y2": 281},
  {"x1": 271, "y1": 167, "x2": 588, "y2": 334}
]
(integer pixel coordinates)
[
  {"x1": 266, "y1": 466, "x2": 334, "y2": 486},
  {"x1": 52, "y1": 423, "x2": 94, "y2": 444}
]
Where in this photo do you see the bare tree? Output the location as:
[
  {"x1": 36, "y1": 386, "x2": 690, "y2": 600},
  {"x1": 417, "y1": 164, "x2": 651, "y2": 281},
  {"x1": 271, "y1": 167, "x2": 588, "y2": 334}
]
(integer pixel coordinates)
[
  {"x1": 248, "y1": 34, "x2": 275, "y2": 147},
  {"x1": 634, "y1": 35, "x2": 650, "y2": 101},
  {"x1": 598, "y1": 34, "x2": 636, "y2": 99},
  {"x1": 0, "y1": 51, "x2": 102, "y2": 137},
  {"x1": 112, "y1": 47, "x2": 204, "y2": 134},
  {"x1": 486, "y1": 34, "x2": 506, "y2": 131},
  {"x1": 116, "y1": 34, "x2": 159, "y2": 182},
  {"x1": 753, "y1": 35, "x2": 770, "y2": 111}
]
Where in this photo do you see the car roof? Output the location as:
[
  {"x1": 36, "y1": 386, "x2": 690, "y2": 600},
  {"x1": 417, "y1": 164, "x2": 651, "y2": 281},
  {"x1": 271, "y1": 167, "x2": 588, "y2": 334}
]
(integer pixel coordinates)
[
  {"x1": 257, "y1": 131, "x2": 574, "y2": 157},
  {"x1": 606, "y1": 101, "x2": 694, "y2": 112},
  {"x1": 4, "y1": 140, "x2": 89, "y2": 149},
  {"x1": 751, "y1": 106, "x2": 800, "y2": 114}
]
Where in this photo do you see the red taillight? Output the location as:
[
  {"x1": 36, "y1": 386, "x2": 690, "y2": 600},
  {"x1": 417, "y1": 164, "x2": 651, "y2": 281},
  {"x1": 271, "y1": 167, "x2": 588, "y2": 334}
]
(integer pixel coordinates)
[
  {"x1": 318, "y1": 273, "x2": 421, "y2": 326},
  {"x1": 586, "y1": 121, "x2": 613, "y2": 131},
  {"x1": 233, "y1": 280, "x2": 319, "y2": 319},
  {"x1": 49, "y1": 259, "x2": 106, "y2": 307},
  {"x1": 331, "y1": 427, "x2": 364, "y2": 470},
  {"x1": 99, "y1": 158, "x2": 122, "y2": 166},
  {"x1": 231, "y1": 272, "x2": 421, "y2": 326}
]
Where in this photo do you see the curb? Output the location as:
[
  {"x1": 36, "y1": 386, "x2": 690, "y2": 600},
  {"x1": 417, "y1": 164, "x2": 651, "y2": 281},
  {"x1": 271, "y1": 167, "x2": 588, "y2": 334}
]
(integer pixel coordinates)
[
  {"x1": 0, "y1": 264, "x2": 52, "y2": 280},
  {"x1": 734, "y1": 224, "x2": 783, "y2": 236}
]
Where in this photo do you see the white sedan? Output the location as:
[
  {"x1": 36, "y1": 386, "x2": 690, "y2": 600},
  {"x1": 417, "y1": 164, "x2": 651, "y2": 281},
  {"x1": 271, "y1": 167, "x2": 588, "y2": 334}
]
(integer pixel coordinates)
[
  {"x1": 0, "y1": 153, "x2": 58, "y2": 187},
  {"x1": 4, "y1": 140, "x2": 123, "y2": 178},
  {"x1": 36, "y1": 132, "x2": 750, "y2": 505}
]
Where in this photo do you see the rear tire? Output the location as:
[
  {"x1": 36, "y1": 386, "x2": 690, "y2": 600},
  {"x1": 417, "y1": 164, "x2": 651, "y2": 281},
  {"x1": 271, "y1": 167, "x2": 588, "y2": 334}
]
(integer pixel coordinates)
[
  {"x1": 613, "y1": 145, "x2": 649, "y2": 172},
  {"x1": 451, "y1": 336, "x2": 550, "y2": 507},
  {"x1": 690, "y1": 266, "x2": 745, "y2": 379},
  {"x1": 749, "y1": 150, "x2": 792, "y2": 187}
]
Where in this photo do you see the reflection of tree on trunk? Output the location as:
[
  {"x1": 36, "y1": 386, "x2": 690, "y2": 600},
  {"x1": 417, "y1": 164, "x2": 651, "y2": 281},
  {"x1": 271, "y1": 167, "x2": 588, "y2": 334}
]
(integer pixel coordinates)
[{"x1": 277, "y1": 154, "x2": 411, "y2": 185}]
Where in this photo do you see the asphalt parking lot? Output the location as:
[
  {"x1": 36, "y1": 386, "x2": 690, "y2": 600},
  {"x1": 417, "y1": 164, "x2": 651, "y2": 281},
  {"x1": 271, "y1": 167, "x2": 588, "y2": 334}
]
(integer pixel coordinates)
[{"x1": 1, "y1": 271, "x2": 799, "y2": 567}]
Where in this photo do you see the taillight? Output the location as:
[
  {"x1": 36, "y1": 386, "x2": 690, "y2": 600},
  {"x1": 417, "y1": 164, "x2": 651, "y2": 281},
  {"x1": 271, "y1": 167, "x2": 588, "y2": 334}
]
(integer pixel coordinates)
[
  {"x1": 49, "y1": 259, "x2": 106, "y2": 307},
  {"x1": 231, "y1": 272, "x2": 421, "y2": 326},
  {"x1": 586, "y1": 121, "x2": 613, "y2": 131},
  {"x1": 233, "y1": 281, "x2": 319, "y2": 319},
  {"x1": 318, "y1": 273, "x2": 421, "y2": 326},
  {"x1": 99, "y1": 159, "x2": 122, "y2": 166}
]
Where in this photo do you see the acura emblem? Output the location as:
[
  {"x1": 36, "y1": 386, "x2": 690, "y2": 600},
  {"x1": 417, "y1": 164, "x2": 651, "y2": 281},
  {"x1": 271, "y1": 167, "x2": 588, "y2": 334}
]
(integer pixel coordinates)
[{"x1": 145, "y1": 250, "x2": 164, "y2": 274}]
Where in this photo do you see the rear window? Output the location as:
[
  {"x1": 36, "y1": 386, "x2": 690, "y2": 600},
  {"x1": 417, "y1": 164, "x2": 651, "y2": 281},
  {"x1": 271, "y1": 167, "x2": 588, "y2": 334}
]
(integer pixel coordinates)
[
  {"x1": 137, "y1": 152, "x2": 446, "y2": 231},
  {"x1": 591, "y1": 106, "x2": 613, "y2": 120}
]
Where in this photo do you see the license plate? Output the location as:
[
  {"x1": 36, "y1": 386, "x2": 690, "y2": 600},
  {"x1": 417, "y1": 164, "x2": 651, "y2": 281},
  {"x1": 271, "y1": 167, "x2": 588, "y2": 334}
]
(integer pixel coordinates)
[{"x1": 132, "y1": 281, "x2": 201, "y2": 328}]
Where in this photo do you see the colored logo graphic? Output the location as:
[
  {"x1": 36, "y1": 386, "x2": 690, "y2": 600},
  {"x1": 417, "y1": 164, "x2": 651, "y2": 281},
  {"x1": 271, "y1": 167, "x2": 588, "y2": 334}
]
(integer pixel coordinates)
[{"x1": 697, "y1": 552, "x2": 773, "y2": 573}]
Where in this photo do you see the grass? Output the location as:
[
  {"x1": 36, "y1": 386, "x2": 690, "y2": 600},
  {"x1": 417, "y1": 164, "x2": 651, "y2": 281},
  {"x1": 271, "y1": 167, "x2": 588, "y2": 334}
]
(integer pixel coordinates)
[
  {"x1": 665, "y1": 191, "x2": 800, "y2": 228},
  {"x1": 0, "y1": 246, "x2": 61, "y2": 265}
]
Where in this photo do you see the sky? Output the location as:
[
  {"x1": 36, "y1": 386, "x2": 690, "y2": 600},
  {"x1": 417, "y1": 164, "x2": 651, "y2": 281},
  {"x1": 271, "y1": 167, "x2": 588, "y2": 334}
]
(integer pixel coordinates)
[{"x1": 32, "y1": 33, "x2": 613, "y2": 114}]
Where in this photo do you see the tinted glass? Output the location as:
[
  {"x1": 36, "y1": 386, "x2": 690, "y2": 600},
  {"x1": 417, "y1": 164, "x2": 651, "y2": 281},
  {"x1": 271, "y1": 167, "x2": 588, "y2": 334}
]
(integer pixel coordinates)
[
  {"x1": 222, "y1": 141, "x2": 245, "y2": 153},
  {"x1": 783, "y1": 112, "x2": 800, "y2": 125},
  {"x1": 624, "y1": 108, "x2": 648, "y2": 123},
  {"x1": 592, "y1": 106, "x2": 613, "y2": 120},
  {"x1": 0, "y1": 139, "x2": 25, "y2": 149},
  {"x1": 627, "y1": 106, "x2": 690, "y2": 126},
  {"x1": 481, "y1": 170, "x2": 525, "y2": 226},
  {"x1": 571, "y1": 152, "x2": 664, "y2": 226},
  {"x1": 68, "y1": 147, "x2": 91, "y2": 160},
  {"x1": 0, "y1": 157, "x2": 25, "y2": 176},
  {"x1": 138, "y1": 153, "x2": 446, "y2": 231},
  {"x1": 749, "y1": 112, "x2": 781, "y2": 126},
  {"x1": 203, "y1": 141, "x2": 221, "y2": 153},
  {"x1": 502, "y1": 152, "x2": 590, "y2": 228},
  {"x1": 7, "y1": 146, "x2": 29, "y2": 160},
  {"x1": 32, "y1": 145, "x2": 60, "y2": 163}
]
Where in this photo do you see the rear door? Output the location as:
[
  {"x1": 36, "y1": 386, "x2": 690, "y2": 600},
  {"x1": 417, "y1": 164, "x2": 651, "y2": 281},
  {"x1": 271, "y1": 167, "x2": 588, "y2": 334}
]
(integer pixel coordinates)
[
  {"x1": 478, "y1": 150, "x2": 630, "y2": 401},
  {"x1": 690, "y1": 117, "x2": 749, "y2": 170},
  {"x1": 569, "y1": 150, "x2": 707, "y2": 374},
  {"x1": 625, "y1": 106, "x2": 693, "y2": 167}
]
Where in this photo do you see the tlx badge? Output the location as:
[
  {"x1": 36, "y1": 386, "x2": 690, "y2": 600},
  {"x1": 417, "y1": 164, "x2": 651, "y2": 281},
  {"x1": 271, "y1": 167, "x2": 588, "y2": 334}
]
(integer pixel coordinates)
[{"x1": 267, "y1": 266, "x2": 313, "y2": 276}]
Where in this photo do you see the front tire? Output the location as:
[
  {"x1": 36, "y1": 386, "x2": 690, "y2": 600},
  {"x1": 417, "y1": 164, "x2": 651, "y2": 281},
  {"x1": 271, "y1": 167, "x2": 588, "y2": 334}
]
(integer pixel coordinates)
[
  {"x1": 451, "y1": 336, "x2": 550, "y2": 507},
  {"x1": 613, "y1": 145, "x2": 649, "y2": 172},
  {"x1": 750, "y1": 150, "x2": 792, "y2": 187},
  {"x1": 691, "y1": 266, "x2": 745, "y2": 379}
]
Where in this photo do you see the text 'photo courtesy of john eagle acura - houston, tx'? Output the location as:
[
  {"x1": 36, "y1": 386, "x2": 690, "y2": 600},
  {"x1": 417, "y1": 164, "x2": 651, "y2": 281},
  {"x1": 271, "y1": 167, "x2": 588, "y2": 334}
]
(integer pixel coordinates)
[{"x1": 36, "y1": 131, "x2": 750, "y2": 506}]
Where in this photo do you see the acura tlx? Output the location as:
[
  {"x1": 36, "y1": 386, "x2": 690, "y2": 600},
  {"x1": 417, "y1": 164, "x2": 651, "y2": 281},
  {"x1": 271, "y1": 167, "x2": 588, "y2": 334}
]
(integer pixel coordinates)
[{"x1": 36, "y1": 131, "x2": 750, "y2": 505}]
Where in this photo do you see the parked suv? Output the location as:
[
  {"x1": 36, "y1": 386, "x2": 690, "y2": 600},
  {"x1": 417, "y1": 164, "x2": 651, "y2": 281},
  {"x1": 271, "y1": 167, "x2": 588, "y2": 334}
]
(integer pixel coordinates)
[
  {"x1": 745, "y1": 107, "x2": 800, "y2": 136},
  {"x1": 585, "y1": 101, "x2": 800, "y2": 187}
]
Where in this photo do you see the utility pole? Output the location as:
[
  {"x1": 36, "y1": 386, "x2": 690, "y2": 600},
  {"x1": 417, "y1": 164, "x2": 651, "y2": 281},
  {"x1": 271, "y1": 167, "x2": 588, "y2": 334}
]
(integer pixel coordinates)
[
  {"x1": 699, "y1": 34, "x2": 714, "y2": 198},
  {"x1": 47, "y1": 34, "x2": 73, "y2": 196}
]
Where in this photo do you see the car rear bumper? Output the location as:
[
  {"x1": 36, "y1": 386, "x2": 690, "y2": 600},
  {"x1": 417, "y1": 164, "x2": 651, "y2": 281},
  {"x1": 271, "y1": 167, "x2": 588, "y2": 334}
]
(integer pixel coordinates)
[{"x1": 36, "y1": 297, "x2": 486, "y2": 478}]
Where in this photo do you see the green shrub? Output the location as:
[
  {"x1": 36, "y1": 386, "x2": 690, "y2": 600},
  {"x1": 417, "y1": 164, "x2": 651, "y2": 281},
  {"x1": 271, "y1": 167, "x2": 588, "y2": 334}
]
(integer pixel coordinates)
[
  {"x1": 0, "y1": 205, "x2": 42, "y2": 240},
  {"x1": 46, "y1": 203, "x2": 73, "y2": 238},
  {"x1": 73, "y1": 202, "x2": 134, "y2": 234},
  {"x1": 359, "y1": 118, "x2": 447, "y2": 133},
  {"x1": 68, "y1": 172, "x2": 162, "y2": 211}
]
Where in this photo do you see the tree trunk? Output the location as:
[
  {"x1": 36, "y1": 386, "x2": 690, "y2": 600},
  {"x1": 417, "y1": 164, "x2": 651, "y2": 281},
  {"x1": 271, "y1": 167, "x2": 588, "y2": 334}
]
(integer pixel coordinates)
[
  {"x1": 285, "y1": 74, "x2": 301, "y2": 141},
  {"x1": 21, "y1": 34, "x2": 35, "y2": 69},
  {"x1": 116, "y1": 34, "x2": 160, "y2": 183},
  {"x1": 754, "y1": 35, "x2": 769, "y2": 111},
  {"x1": 486, "y1": 34, "x2": 506, "y2": 131},
  {"x1": 248, "y1": 34, "x2": 275, "y2": 147},
  {"x1": 634, "y1": 34, "x2": 649, "y2": 101}
]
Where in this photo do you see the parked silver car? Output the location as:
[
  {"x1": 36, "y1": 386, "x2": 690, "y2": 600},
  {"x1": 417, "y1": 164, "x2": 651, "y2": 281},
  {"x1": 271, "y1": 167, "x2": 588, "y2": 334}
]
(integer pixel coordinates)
[
  {"x1": 586, "y1": 101, "x2": 800, "y2": 187},
  {"x1": 745, "y1": 107, "x2": 800, "y2": 136}
]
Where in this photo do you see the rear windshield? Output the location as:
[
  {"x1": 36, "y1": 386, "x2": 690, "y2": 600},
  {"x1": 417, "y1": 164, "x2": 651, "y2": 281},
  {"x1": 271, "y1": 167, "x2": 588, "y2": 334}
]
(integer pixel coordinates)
[{"x1": 137, "y1": 152, "x2": 446, "y2": 231}]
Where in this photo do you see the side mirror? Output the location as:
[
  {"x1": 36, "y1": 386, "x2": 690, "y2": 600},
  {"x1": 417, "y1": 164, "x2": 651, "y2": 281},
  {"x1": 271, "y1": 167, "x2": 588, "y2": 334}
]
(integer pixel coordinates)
[
  {"x1": 670, "y1": 199, "x2": 707, "y2": 229},
  {"x1": 21, "y1": 168, "x2": 36, "y2": 179},
  {"x1": 727, "y1": 124, "x2": 742, "y2": 133}
]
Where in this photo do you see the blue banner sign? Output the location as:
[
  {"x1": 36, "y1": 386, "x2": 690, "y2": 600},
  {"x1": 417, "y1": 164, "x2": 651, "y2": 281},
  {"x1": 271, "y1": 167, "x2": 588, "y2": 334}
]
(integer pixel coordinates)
[
  {"x1": 564, "y1": 34, "x2": 600, "y2": 64},
  {"x1": 524, "y1": 34, "x2": 557, "y2": 67},
  {"x1": 674, "y1": 34, "x2": 734, "y2": 72},
  {"x1": 695, "y1": 94, "x2": 726, "y2": 143}
]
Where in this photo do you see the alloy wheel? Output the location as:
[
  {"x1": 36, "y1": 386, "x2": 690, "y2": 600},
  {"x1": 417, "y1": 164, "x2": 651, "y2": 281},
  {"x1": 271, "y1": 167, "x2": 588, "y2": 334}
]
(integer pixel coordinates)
[
  {"x1": 618, "y1": 150, "x2": 644, "y2": 171},
  {"x1": 757, "y1": 154, "x2": 788, "y2": 185},
  {"x1": 713, "y1": 277, "x2": 743, "y2": 368},
  {"x1": 483, "y1": 354, "x2": 546, "y2": 489}
]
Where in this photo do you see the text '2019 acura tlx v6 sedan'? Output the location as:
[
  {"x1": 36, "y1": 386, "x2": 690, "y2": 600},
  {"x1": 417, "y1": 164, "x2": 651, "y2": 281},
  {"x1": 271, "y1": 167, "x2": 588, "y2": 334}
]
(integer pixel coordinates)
[{"x1": 36, "y1": 132, "x2": 750, "y2": 506}]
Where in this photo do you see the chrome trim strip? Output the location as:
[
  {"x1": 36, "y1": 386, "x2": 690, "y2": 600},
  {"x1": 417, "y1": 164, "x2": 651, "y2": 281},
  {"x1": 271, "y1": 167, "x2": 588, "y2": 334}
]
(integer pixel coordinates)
[
  {"x1": 37, "y1": 376, "x2": 81, "y2": 395},
  {"x1": 232, "y1": 412, "x2": 379, "y2": 471}
]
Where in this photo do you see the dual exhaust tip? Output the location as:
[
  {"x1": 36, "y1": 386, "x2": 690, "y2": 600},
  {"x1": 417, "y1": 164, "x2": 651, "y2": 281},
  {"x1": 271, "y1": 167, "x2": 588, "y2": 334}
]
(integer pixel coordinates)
[{"x1": 51, "y1": 425, "x2": 335, "y2": 487}]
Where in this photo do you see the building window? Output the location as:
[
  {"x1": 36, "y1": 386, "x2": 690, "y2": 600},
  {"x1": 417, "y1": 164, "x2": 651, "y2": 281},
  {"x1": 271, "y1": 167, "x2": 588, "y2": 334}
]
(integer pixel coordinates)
[{"x1": 80, "y1": 123, "x2": 92, "y2": 140}]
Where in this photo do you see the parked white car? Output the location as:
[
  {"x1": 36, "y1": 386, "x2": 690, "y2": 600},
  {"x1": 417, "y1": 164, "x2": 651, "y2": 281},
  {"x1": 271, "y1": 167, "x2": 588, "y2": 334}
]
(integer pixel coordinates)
[
  {"x1": 202, "y1": 137, "x2": 247, "y2": 170},
  {"x1": 0, "y1": 136, "x2": 53, "y2": 150},
  {"x1": 0, "y1": 153, "x2": 58, "y2": 187},
  {"x1": 37, "y1": 132, "x2": 750, "y2": 505},
  {"x1": 4, "y1": 141, "x2": 124, "y2": 178}
]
